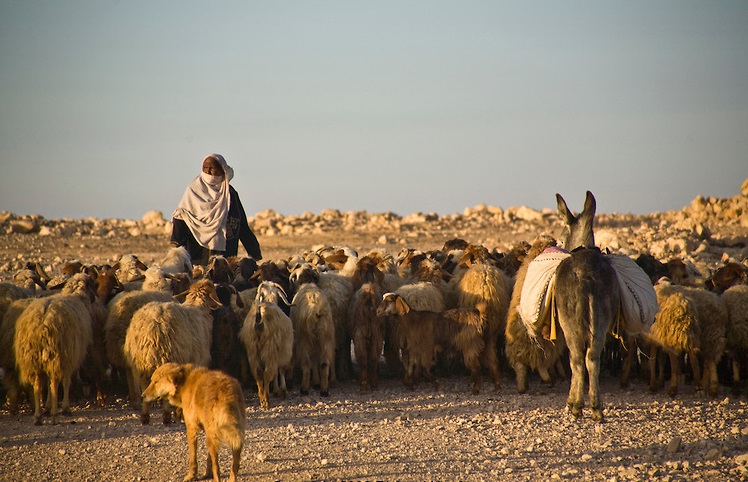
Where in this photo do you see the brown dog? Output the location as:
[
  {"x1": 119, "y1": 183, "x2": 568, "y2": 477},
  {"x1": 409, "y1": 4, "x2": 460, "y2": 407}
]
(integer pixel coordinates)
[{"x1": 142, "y1": 363, "x2": 246, "y2": 482}]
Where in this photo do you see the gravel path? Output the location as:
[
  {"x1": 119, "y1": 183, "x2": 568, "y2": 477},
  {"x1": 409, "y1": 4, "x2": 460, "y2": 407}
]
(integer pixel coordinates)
[{"x1": 2, "y1": 374, "x2": 747, "y2": 481}]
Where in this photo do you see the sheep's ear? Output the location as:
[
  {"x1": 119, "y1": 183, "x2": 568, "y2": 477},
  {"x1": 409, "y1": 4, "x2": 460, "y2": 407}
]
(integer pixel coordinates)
[
  {"x1": 231, "y1": 286, "x2": 245, "y2": 308},
  {"x1": 374, "y1": 267, "x2": 384, "y2": 284},
  {"x1": 173, "y1": 288, "x2": 190, "y2": 299},
  {"x1": 274, "y1": 283, "x2": 291, "y2": 306},
  {"x1": 394, "y1": 296, "x2": 410, "y2": 315},
  {"x1": 134, "y1": 257, "x2": 149, "y2": 271},
  {"x1": 34, "y1": 263, "x2": 51, "y2": 281},
  {"x1": 209, "y1": 291, "x2": 223, "y2": 308}
]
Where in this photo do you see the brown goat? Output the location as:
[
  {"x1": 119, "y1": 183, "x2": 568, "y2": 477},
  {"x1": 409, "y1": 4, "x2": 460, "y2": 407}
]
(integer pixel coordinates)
[
  {"x1": 347, "y1": 283, "x2": 385, "y2": 391},
  {"x1": 376, "y1": 293, "x2": 486, "y2": 394}
]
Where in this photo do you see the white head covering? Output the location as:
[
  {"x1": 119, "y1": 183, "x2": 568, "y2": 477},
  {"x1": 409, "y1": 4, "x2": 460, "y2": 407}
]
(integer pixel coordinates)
[{"x1": 172, "y1": 154, "x2": 235, "y2": 251}]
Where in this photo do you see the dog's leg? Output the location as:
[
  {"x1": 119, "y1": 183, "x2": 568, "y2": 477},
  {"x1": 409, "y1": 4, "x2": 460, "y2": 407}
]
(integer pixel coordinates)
[
  {"x1": 204, "y1": 433, "x2": 221, "y2": 482},
  {"x1": 230, "y1": 438, "x2": 243, "y2": 482},
  {"x1": 184, "y1": 424, "x2": 198, "y2": 481}
]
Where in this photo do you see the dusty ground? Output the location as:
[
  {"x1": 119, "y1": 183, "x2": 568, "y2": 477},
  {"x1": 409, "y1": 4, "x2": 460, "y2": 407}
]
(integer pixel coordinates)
[{"x1": 1, "y1": 195, "x2": 748, "y2": 481}]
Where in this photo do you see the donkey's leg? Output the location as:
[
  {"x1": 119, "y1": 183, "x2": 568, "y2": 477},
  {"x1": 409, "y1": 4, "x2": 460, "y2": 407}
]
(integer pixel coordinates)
[
  {"x1": 586, "y1": 335, "x2": 606, "y2": 422},
  {"x1": 566, "y1": 343, "x2": 585, "y2": 418}
]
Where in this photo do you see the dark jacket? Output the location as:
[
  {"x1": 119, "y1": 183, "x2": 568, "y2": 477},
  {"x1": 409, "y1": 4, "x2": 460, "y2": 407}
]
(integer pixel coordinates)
[{"x1": 170, "y1": 186, "x2": 262, "y2": 264}]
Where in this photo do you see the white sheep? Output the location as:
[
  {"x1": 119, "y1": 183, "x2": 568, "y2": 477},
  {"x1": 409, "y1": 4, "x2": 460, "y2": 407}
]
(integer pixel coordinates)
[
  {"x1": 158, "y1": 246, "x2": 193, "y2": 276},
  {"x1": 290, "y1": 282, "x2": 336, "y2": 397},
  {"x1": 116, "y1": 254, "x2": 149, "y2": 283},
  {"x1": 104, "y1": 271, "x2": 174, "y2": 406},
  {"x1": 123, "y1": 279, "x2": 220, "y2": 425},
  {"x1": 239, "y1": 300, "x2": 294, "y2": 409},
  {"x1": 290, "y1": 263, "x2": 354, "y2": 381},
  {"x1": 645, "y1": 280, "x2": 727, "y2": 397},
  {"x1": 1, "y1": 297, "x2": 35, "y2": 414},
  {"x1": 13, "y1": 273, "x2": 96, "y2": 424},
  {"x1": 505, "y1": 236, "x2": 568, "y2": 393},
  {"x1": 449, "y1": 258, "x2": 512, "y2": 391}
]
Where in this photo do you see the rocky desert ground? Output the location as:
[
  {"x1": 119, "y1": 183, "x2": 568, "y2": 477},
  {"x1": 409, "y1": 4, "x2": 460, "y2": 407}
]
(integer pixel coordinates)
[{"x1": 1, "y1": 182, "x2": 748, "y2": 481}]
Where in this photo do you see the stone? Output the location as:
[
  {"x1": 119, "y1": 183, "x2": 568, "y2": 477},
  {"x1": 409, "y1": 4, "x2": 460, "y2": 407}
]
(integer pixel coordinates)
[{"x1": 667, "y1": 436, "x2": 682, "y2": 454}]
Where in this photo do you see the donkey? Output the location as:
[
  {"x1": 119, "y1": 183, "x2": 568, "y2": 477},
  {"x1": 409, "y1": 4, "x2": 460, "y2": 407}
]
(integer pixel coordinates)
[{"x1": 554, "y1": 191, "x2": 620, "y2": 422}]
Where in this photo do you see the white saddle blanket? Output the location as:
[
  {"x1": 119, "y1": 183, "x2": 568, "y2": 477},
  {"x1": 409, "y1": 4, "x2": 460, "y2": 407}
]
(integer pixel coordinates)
[{"x1": 518, "y1": 248, "x2": 658, "y2": 338}]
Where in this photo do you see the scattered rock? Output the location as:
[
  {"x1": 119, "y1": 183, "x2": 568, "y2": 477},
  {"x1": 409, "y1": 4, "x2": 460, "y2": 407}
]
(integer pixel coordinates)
[{"x1": 668, "y1": 436, "x2": 682, "y2": 454}]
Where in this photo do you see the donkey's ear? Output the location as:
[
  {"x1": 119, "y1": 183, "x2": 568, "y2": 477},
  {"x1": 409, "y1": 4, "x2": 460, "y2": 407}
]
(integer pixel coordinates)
[
  {"x1": 582, "y1": 191, "x2": 597, "y2": 219},
  {"x1": 556, "y1": 193, "x2": 576, "y2": 224}
]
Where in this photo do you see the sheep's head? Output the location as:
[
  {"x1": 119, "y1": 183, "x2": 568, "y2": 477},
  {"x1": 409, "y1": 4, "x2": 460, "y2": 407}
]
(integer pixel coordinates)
[
  {"x1": 95, "y1": 265, "x2": 125, "y2": 302},
  {"x1": 706, "y1": 261, "x2": 748, "y2": 293},
  {"x1": 376, "y1": 293, "x2": 410, "y2": 317},
  {"x1": 442, "y1": 238, "x2": 469, "y2": 252},
  {"x1": 235, "y1": 256, "x2": 259, "y2": 283},
  {"x1": 175, "y1": 279, "x2": 222, "y2": 310},
  {"x1": 352, "y1": 256, "x2": 385, "y2": 292},
  {"x1": 289, "y1": 263, "x2": 319, "y2": 292},
  {"x1": 61, "y1": 260, "x2": 84, "y2": 277},
  {"x1": 62, "y1": 273, "x2": 97, "y2": 303},
  {"x1": 115, "y1": 254, "x2": 148, "y2": 282},
  {"x1": 255, "y1": 281, "x2": 290, "y2": 308},
  {"x1": 458, "y1": 244, "x2": 491, "y2": 268},
  {"x1": 207, "y1": 255, "x2": 234, "y2": 284}
]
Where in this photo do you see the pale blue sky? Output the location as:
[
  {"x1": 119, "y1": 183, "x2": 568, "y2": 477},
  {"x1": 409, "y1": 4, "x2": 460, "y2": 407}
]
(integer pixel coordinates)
[{"x1": 1, "y1": 1, "x2": 746, "y2": 220}]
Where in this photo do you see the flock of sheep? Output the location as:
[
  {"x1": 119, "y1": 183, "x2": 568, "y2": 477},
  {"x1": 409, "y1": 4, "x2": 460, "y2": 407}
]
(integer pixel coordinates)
[{"x1": 2, "y1": 226, "x2": 748, "y2": 427}]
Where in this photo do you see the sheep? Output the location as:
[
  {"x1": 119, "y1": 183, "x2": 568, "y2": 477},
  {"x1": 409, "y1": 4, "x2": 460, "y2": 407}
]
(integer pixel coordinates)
[
  {"x1": 376, "y1": 293, "x2": 486, "y2": 393},
  {"x1": 231, "y1": 256, "x2": 259, "y2": 291},
  {"x1": 347, "y1": 282, "x2": 385, "y2": 391},
  {"x1": 104, "y1": 278, "x2": 174, "y2": 406},
  {"x1": 1, "y1": 282, "x2": 34, "y2": 316},
  {"x1": 384, "y1": 281, "x2": 446, "y2": 377},
  {"x1": 505, "y1": 235, "x2": 568, "y2": 394},
  {"x1": 1, "y1": 297, "x2": 36, "y2": 414},
  {"x1": 123, "y1": 279, "x2": 220, "y2": 425},
  {"x1": 448, "y1": 251, "x2": 512, "y2": 391},
  {"x1": 644, "y1": 280, "x2": 727, "y2": 397},
  {"x1": 116, "y1": 254, "x2": 149, "y2": 283},
  {"x1": 290, "y1": 282, "x2": 336, "y2": 397},
  {"x1": 252, "y1": 261, "x2": 292, "y2": 301},
  {"x1": 239, "y1": 301, "x2": 294, "y2": 409},
  {"x1": 206, "y1": 255, "x2": 234, "y2": 284},
  {"x1": 289, "y1": 263, "x2": 354, "y2": 382},
  {"x1": 0, "y1": 283, "x2": 36, "y2": 411},
  {"x1": 12, "y1": 263, "x2": 48, "y2": 291},
  {"x1": 210, "y1": 283, "x2": 249, "y2": 385},
  {"x1": 707, "y1": 261, "x2": 748, "y2": 294},
  {"x1": 641, "y1": 284, "x2": 701, "y2": 397},
  {"x1": 81, "y1": 266, "x2": 123, "y2": 406},
  {"x1": 14, "y1": 273, "x2": 96, "y2": 424},
  {"x1": 158, "y1": 246, "x2": 193, "y2": 276},
  {"x1": 720, "y1": 285, "x2": 748, "y2": 395}
]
